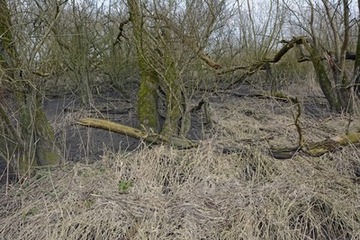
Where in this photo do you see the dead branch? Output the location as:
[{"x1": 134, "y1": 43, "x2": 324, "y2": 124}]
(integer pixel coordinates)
[
  {"x1": 114, "y1": 18, "x2": 130, "y2": 45},
  {"x1": 304, "y1": 131, "x2": 360, "y2": 157},
  {"x1": 292, "y1": 98, "x2": 304, "y2": 147},
  {"x1": 270, "y1": 130, "x2": 360, "y2": 159},
  {"x1": 217, "y1": 37, "x2": 356, "y2": 79},
  {"x1": 268, "y1": 91, "x2": 359, "y2": 159},
  {"x1": 77, "y1": 118, "x2": 199, "y2": 149},
  {"x1": 157, "y1": 14, "x2": 222, "y2": 70},
  {"x1": 274, "y1": 38, "x2": 305, "y2": 62},
  {"x1": 214, "y1": 36, "x2": 357, "y2": 90},
  {"x1": 227, "y1": 92, "x2": 299, "y2": 104},
  {"x1": 270, "y1": 146, "x2": 301, "y2": 159}
]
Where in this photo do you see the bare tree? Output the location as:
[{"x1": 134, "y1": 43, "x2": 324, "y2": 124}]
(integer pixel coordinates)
[
  {"x1": 354, "y1": 0, "x2": 360, "y2": 97},
  {"x1": 282, "y1": 0, "x2": 354, "y2": 112},
  {"x1": 126, "y1": 0, "x2": 227, "y2": 138},
  {"x1": 0, "y1": 0, "x2": 63, "y2": 178}
]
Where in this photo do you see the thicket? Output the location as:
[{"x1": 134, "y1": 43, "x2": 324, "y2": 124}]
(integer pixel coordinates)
[{"x1": 0, "y1": 1, "x2": 360, "y2": 239}]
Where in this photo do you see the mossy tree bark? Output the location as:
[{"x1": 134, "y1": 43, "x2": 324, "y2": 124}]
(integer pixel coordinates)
[
  {"x1": 78, "y1": 118, "x2": 198, "y2": 149},
  {"x1": 354, "y1": 31, "x2": 360, "y2": 97},
  {"x1": 301, "y1": 38, "x2": 352, "y2": 112},
  {"x1": 354, "y1": 0, "x2": 360, "y2": 97},
  {"x1": 301, "y1": 40, "x2": 341, "y2": 112},
  {"x1": 312, "y1": 0, "x2": 352, "y2": 113},
  {"x1": 273, "y1": 37, "x2": 352, "y2": 113},
  {"x1": 128, "y1": 0, "x2": 160, "y2": 132},
  {"x1": 0, "y1": 0, "x2": 61, "y2": 178},
  {"x1": 0, "y1": 0, "x2": 15, "y2": 71},
  {"x1": 128, "y1": 0, "x2": 187, "y2": 137},
  {"x1": 159, "y1": 29, "x2": 185, "y2": 138}
]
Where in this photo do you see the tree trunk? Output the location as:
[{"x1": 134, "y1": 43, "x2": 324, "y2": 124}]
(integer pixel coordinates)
[
  {"x1": 128, "y1": 0, "x2": 160, "y2": 133},
  {"x1": 0, "y1": 0, "x2": 61, "y2": 177},
  {"x1": 301, "y1": 38, "x2": 343, "y2": 112},
  {"x1": 354, "y1": 32, "x2": 360, "y2": 97},
  {"x1": 0, "y1": 0, "x2": 14, "y2": 69},
  {"x1": 354, "y1": 0, "x2": 360, "y2": 97},
  {"x1": 159, "y1": 29, "x2": 185, "y2": 137}
]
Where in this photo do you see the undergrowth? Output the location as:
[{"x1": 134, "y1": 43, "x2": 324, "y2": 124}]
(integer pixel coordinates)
[
  {"x1": 1, "y1": 88, "x2": 359, "y2": 240},
  {"x1": 1, "y1": 140, "x2": 359, "y2": 239}
]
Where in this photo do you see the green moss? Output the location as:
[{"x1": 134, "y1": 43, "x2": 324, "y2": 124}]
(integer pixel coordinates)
[
  {"x1": 22, "y1": 207, "x2": 39, "y2": 220},
  {"x1": 302, "y1": 42, "x2": 340, "y2": 112},
  {"x1": 137, "y1": 68, "x2": 160, "y2": 132},
  {"x1": 17, "y1": 156, "x2": 37, "y2": 177},
  {"x1": 34, "y1": 99, "x2": 61, "y2": 166},
  {"x1": 338, "y1": 132, "x2": 360, "y2": 145},
  {"x1": 0, "y1": 0, "x2": 16, "y2": 73},
  {"x1": 272, "y1": 91, "x2": 288, "y2": 98},
  {"x1": 129, "y1": 0, "x2": 161, "y2": 132},
  {"x1": 159, "y1": 33, "x2": 184, "y2": 137},
  {"x1": 83, "y1": 198, "x2": 95, "y2": 209}
]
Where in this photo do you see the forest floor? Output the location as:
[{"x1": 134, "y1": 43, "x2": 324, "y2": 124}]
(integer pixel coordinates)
[
  {"x1": 1, "y1": 81, "x2": 359, "y2": 239},
  {"x1": 44, "y1": 82, "x2": 336, "y2": 162}
]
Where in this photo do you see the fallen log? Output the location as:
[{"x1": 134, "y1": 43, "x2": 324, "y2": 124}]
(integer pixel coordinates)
[
  {"x1": 270, "y1": 130, "x2": 360, "y2": 159},
  {"x1": 77, "y1": 118, "x2": 199, "y2": 149},
  {"x1": 304, "y1": 131, "x2": 360, "y2": 157},
  {"x1": 269, "y1": 146, "x2": 301, "y2": 159}
]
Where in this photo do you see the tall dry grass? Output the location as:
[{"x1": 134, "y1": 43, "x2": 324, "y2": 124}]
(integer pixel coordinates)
[{"x1": 1, "y1": 88, "x2": 359, "y2": 240}]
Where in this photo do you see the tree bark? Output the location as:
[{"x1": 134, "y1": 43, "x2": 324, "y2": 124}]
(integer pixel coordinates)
[
  {"x1": 303, "y1": 42, "x2": 340, "y2": 111},
  {"x1": 354, "y1": 0, "x2": 360, "y2": 97},
  {"x1": 0, "y1": 0, "x2": 61, "y2": 177},
  {"x1": 128, "y1": 0, "x2": 160, "y2": 132},
  {"x1": 158, "y1": 28, "x2": 185, "y2": 137}
]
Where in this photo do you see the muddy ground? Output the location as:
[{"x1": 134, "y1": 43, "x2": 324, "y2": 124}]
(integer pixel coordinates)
[
  {"x1": 45, "y1": 87, "x2": 205, "y2": 163},
  {"x1": 0, "y1": 80, "x2": 333, "y2": 176},
  {"x1": 2, "y1": 81, "x2": 360, "y2": 239},
  {"x1": 44, "y1": 82, "x2": 331, "y2": 164}
]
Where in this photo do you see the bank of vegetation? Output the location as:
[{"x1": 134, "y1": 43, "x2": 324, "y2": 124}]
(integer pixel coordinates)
[{"x1": 0, "y1": 0, "x2": 359, "y2": 239}]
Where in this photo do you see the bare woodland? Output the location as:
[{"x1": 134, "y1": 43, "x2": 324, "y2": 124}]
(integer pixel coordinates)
[{"x1": 1, "y1": 0, "x2": 360, "y2": 239}]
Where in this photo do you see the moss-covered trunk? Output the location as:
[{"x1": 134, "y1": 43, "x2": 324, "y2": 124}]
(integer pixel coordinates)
[
  {"x1": 354, "y1": 0, "x2": 360, "y2": 98},
  {"x1": 128, "y1": 0, "x2": 189, "y2": 138},
  {"x1": 160, "y1": 66, "x2": 184, "y2": 137},
  {"x1": 0, "y1": 0, "x2": 61, "y2": 177},
  {"x1": 310, "y1": 54, "x2": 340, "y2": 112},
  {"x1": 137, "y1": 65, "x2": 160, "y2": 132},
  {"x1": 303, "y1": 39, "x2": 341, "y2": 112},
  {"x1": 333, "y1": 68, "x2": 353, "y2": 113},
  {"x1": 128, "y1": 0, "x2": 160, "y2": 132},
  {"x1": 22, "y1": 90, "x2": 61, "y2": 166},
  {"x1": 159, "y1": 29, "x2": 185, "y2": 137}
]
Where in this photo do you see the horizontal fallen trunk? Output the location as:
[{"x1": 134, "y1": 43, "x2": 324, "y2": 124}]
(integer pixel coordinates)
[
  {"x1": 270, "y1": 130, "x2": 360, "y2": 159},
  {"x1": 77, "y1": 118, "x2": 199, "y2": 149},
  {"x1": 304, "y1": 131, "x2": 360, "y2": 157}
]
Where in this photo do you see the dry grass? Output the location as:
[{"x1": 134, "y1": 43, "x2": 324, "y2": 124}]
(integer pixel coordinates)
[{"x1": 1, "y1": 87, "x2": 360, "y2": 240}]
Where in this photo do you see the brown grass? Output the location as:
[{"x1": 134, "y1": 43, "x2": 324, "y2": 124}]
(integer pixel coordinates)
[{"x1": 1, "y1": 83, "x2": 360, "y2": 240}]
